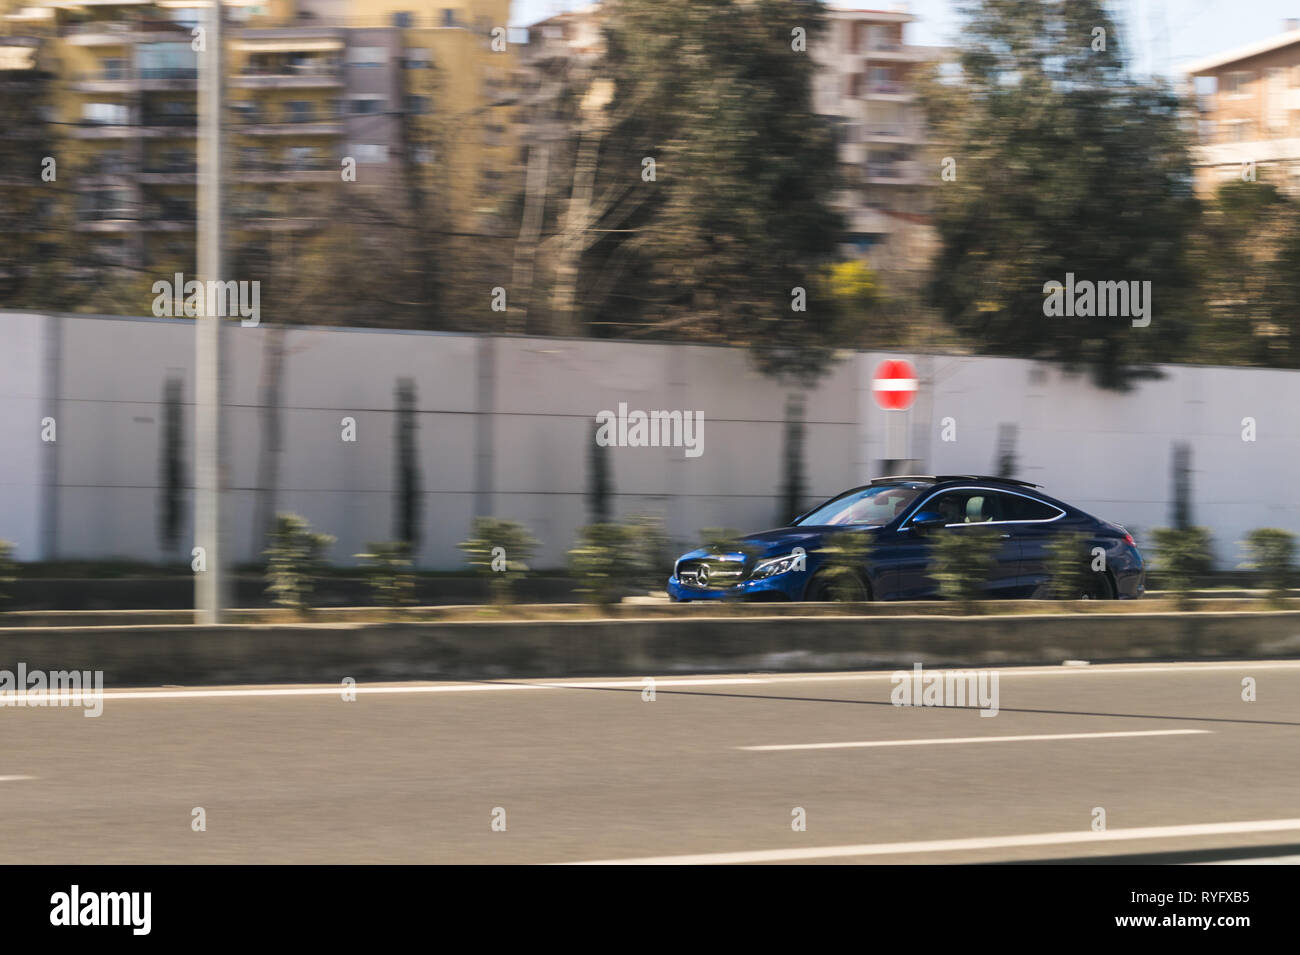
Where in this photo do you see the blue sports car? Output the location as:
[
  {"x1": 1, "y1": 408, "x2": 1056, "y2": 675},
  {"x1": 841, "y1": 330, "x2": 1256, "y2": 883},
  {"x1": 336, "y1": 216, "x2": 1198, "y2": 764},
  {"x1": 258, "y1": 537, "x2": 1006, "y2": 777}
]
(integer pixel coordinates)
[{"x1": 667, "y1": 475, "x2": 1144, "y2": 602}]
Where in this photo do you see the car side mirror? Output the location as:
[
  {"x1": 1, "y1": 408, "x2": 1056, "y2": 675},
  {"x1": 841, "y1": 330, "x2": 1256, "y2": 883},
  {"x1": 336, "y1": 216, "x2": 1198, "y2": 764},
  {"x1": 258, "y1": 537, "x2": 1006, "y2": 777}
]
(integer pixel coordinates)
[{"x1": 909, "y1": 511, "x2": 947, "y2": 532}]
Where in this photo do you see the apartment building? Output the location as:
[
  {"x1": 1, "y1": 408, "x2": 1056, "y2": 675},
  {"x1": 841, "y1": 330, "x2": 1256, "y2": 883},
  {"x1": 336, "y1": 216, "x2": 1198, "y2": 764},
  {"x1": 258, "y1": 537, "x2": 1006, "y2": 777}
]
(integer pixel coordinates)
[
  {"x1": 1187, "y1": 20, "x2": 1300, "y2": 196},
  {"x1": 0, "y1": 0, "x2": 519, "y2": 283},
  {"x1": 810, "y1": 7, "x2": 941, "y2": 276}
]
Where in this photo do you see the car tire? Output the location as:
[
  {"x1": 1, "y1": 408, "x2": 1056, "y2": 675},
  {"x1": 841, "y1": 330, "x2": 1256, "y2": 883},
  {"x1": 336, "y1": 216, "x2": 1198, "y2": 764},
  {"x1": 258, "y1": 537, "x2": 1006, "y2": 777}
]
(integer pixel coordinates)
[
  {"x1": 805, "y1": 567, "x2": 871, "y2": 602},
  {"x1": 1078, "y1": 571, "x2": 1116, "y2": 600}
]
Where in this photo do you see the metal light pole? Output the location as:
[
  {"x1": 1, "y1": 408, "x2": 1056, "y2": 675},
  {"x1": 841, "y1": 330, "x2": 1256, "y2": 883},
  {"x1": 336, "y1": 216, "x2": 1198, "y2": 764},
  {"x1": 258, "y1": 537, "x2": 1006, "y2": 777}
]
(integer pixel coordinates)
[{"x1": 195, "y1": 0, "x2": 225, "y2": 623}]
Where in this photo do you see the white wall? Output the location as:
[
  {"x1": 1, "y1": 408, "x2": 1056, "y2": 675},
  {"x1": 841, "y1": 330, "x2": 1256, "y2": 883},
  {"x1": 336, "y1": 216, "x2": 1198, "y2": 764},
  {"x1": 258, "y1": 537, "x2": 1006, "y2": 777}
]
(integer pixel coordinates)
[
  {"x1": 3, "y1": 311, "x2": 1296, "y2": 570},
  {"x1": 0, "y1": 312, "x2": 48, "y2": 560}
]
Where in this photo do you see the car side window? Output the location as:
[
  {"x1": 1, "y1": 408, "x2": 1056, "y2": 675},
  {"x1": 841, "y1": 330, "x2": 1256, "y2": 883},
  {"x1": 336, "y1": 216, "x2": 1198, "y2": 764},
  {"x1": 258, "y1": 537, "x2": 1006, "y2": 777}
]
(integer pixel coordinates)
[
  {"x1": 1002, "y1": 494, "x2": 1062, "y2": 522},
  {"x1": 922, "y1": 490, "x2": 1005, "y2": 525}
]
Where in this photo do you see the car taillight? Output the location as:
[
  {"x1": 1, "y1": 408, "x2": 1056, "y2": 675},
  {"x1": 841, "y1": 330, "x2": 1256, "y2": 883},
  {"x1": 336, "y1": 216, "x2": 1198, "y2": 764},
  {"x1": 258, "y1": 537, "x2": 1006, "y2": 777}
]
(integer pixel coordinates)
[{"x1": 1124, "y1": 533, "x2": 1135, "y2": 547}]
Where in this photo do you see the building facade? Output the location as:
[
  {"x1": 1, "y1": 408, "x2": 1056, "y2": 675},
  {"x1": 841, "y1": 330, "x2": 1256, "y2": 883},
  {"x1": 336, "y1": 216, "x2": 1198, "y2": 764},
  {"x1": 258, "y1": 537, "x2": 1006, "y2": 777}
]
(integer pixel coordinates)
[
  {"x1": 1187, "y1": 20, "x2": 1300, "y2": 196},
  {"x1": 810, "y1": 7, "x2": 941, "y2": 276},
  {"x1": 0, "y1": 0, "x2": 519, "y2": 286}
]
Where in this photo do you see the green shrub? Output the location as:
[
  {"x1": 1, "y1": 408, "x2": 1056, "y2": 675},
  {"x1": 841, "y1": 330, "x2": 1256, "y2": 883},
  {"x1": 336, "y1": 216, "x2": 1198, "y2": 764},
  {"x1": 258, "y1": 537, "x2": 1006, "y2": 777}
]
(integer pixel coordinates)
[
  {"x1": 1242, "y1": 528, "x2": 1296, "y2": 600},
  {"x1": 355, "y1": 541, "x2": 416, "y2": 606},
  {"x1": 626, "y1": 515, "x2": 671, "y2": 593},
  {"x1": 458, "y1": 517, "x2": 538, "y2": 604},
  {"x1": 1150, "y1": 526, "x2": 1213, "y2": 605},
  {"x1": 815, "y1": 529, "x2": 878, "y2": 600},
  {"x1": 931, "y1": 527, "x2": 1001, "y2": 611},
  {"x1": 1044, "y1": 530, "x2": 1106, "y2": 599},
  {"x1": 0, "y1": 540, "x2": 16, "y2": 606},
  {"x1": 264, "y1": 513, "x2": 335, "y2": 611},
  {"x1": 569, "y1": 518, "x2": 666, "y2": 606}
]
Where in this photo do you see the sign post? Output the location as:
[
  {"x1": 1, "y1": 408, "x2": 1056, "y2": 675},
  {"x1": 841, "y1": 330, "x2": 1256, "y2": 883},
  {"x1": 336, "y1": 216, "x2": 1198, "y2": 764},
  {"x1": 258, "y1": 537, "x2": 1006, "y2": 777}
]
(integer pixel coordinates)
[{"x1": 872, "y1": 359, "x2": 918, "y2": 474}]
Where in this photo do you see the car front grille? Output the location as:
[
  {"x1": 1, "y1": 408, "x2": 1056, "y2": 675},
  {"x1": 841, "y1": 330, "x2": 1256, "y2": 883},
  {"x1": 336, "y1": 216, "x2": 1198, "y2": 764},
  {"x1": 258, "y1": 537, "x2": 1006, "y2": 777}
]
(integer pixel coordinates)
[{"x1": 676, "y1": 557, "x2": 747, "y2": 589}]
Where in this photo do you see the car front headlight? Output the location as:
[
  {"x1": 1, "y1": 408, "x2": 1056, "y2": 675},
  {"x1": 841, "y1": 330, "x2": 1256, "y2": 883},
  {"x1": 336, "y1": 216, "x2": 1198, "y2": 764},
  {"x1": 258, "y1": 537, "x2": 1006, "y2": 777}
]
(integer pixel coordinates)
[{"x1": 750, "y1": 551, "x2": 806, "y2": 580}]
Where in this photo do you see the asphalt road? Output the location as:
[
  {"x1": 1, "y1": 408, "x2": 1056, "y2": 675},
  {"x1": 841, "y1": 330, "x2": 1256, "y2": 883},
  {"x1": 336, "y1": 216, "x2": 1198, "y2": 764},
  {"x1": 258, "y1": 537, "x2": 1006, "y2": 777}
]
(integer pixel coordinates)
[{"x1": 2, "y1": 660, "x2": 1299, "y2": 864}]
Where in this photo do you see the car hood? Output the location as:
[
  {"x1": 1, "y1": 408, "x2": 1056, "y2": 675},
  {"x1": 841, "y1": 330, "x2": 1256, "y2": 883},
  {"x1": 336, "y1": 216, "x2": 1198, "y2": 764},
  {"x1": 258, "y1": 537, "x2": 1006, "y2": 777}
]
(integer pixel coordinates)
[{"x1": 676, "y1": 525, "x2": 878, "y2": 563}]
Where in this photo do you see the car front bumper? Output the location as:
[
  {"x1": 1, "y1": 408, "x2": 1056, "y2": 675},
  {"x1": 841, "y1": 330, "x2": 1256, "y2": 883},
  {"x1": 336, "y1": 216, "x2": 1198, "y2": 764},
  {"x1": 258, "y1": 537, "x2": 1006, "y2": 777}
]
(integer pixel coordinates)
[{"x1": 667, "y1": 572, "x2": 805, "y2": 601}]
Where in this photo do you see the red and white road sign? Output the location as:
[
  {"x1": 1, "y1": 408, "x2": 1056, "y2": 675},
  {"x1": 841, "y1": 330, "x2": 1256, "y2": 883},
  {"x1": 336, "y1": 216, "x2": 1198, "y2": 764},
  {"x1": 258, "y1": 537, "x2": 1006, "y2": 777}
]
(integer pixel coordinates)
[{"x1": 872, "y1": 359, "x2": 918, "y2": 411}]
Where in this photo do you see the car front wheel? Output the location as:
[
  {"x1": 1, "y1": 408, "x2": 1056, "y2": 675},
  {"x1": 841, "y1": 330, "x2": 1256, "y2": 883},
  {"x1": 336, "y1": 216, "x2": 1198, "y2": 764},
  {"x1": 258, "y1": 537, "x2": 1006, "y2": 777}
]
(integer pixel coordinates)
[{"x1": 805, "y1": 567, "x2": 871, "y2": 602}]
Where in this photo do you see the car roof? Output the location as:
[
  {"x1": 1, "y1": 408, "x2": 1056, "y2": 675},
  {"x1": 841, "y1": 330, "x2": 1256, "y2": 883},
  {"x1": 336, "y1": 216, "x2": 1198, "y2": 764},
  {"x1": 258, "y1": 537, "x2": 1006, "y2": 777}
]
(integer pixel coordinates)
[{"x1": 870, "y1": 474, "x2": 1044, "y2": 490}]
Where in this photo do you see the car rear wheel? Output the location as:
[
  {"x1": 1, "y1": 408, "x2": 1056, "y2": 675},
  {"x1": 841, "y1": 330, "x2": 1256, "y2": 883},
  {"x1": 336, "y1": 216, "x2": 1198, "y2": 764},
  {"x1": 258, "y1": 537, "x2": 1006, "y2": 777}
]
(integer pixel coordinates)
[
  {"x1": 806, "y1": 567, "x2": 871, "y2": 602},
  {"x1": 1078, "y1": 571, "x2": 1116, "y2": 600}
]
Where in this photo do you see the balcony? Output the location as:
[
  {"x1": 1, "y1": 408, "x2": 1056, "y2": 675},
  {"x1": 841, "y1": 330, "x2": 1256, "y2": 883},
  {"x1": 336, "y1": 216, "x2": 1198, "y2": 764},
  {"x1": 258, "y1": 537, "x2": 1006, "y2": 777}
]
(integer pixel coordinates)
[
  {"x1": 860, "y1": 43, "x2": 931, "y2": 62},
  {"x1": 861, "y1": 125, "x2": 923, "y2": 144},
  {"x1": 233, "y1": 109, "x2": 344, "y2": 137},
  {"x1": 140, "y1": 160, "x2": 197, "y2": 184},
  {"x1": 865, "y1": 160, "x2": 925, "y2": 184},
  {"x1": 139, "y1": 111, "x2": 198, "y2": 138},
  {"x1": 138, "y1": 67, "x2": 198, "y2": 91},
  {"x1": 70, "y1": 70, "x2": 132, "y2": 93},
  {"x1": 864, "y1": 82, "x2": 915, "y2": 100},
  {"x1": 64, "y1": 19, "x2": 191, "y2": 46},
  {"x1": 232, "y1": 64, "x2": 343, "y2": 89},
  {"x1": 235, "y1": 158, "x2": 338, "y2": 182}
]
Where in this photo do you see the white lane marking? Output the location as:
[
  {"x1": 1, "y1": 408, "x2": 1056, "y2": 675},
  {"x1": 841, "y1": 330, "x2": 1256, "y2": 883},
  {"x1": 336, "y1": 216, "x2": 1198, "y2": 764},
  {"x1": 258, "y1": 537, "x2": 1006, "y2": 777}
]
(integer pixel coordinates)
[
  {"x1": 0, "y1": 776, "x2": 36, "y2": 782},
  {"x1": 560, "y1": 818, "x2": 1300, "y2": 865},
  {"x1": 18, "y1": 660, "x2": 1300, "y2": 704},
  {"x1": 1196, "y1": 855, "x2": 1300, "y2": 865},
  {"x1": 19, "y1": 677, "x2": 765, "y2": 704},
  {"x1": 740, "y1": 729, "x2": 1212, "y2": 751}
]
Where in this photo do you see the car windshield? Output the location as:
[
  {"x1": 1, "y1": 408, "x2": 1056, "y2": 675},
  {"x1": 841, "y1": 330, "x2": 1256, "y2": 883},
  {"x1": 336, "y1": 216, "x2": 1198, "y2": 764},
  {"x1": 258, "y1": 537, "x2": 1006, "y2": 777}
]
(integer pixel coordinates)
[{"x1": 793, "y1": 484, "x2": 925, "y2": 526}]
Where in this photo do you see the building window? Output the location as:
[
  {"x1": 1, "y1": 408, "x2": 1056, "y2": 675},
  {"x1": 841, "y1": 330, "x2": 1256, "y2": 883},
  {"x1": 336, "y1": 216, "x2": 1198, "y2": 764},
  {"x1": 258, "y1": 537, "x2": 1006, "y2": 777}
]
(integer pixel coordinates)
[
  {"x1": 231, "y1": 100, "x2": 262, "y2": 124},
  {"x1": 1222, "y1": 71, "x2": 1253, "y2": 96},
  {"x1": 349, "y1": 143, "x2": 388, "y2": 164},
  {"x1": 404, "y1": 94, "x2": 429, "y2": 115},
  {"x1": 284, "y1": 100, "x2": 316, "y2": 122},
  {"x1": 348, "y1": 46, "x2": 387, "y2": 67},
  {"x1": 350, "y1": 96, "x2": 385, "y2": 114},
  {"x1": 287, "y1": 146, "x2": 318, "y2": 170},
  {"x1": 136, "y1": 41, "x2": 197, "y2": 80},
  {"x1": 82, "y1": 102, "x2": 129, "y2": 125},
  {"x1": 403, "y1": 47, "x2": 431, "y2": 68}
]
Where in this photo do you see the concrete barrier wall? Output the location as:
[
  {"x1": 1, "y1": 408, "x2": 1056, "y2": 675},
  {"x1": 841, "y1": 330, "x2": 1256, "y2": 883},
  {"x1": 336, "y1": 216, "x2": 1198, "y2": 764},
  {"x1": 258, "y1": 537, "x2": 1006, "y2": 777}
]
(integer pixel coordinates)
[
  {"x1": 3, "y1": 613, "x2": 1299, "y2": 686},
  {"x1": 3, "y1": 310, "x2": 1298, "y2": 570}
]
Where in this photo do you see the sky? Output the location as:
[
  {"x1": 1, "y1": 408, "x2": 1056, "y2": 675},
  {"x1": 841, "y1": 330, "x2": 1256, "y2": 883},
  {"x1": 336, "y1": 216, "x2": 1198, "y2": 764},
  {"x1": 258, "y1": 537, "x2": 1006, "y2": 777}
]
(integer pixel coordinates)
[{"x1": 508, "y1": 0, "x2": 1300, "y2": 79}]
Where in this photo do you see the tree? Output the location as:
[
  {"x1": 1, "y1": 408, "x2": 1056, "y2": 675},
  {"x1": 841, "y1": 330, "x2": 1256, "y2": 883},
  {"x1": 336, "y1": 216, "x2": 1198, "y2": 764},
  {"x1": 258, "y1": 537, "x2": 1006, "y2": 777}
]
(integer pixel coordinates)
[
  {"x1": 393, "y1": 379, "x2": 422, "y2": 551},
  {"x1": 1193, "y1": 179, "x2": 1300, "y2": 367},
  {"x1": 587, "y1": 420, "x2": 612, "y2": 525},
  {"x1": 157, "y1": 377, "x2": 186, "y2": 559},
  {"x1": 778, "y1": 393, "x2": 807, "y2": 525},
  {"x1": 920, "y1": 0, "x2": 1201, "y2": 390},
  {"x1": 542, "y1": 0, "x2": 848, "y2": 358}
]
